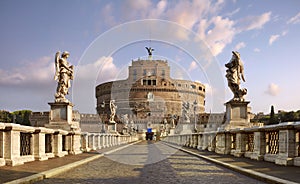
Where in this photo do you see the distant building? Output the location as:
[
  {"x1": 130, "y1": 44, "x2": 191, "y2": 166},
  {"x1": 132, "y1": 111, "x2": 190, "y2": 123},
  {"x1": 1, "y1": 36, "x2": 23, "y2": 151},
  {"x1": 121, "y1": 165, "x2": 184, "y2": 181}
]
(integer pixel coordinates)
[
  {"x1": 79, "y1": 114, "x2": 103, "y2": 133},
  {"x1": 29, "y1": 112, "x2": 104, "y2": 132},
  {"x1": 196, "y1": 112, "x2": 225, "y2": 131}
]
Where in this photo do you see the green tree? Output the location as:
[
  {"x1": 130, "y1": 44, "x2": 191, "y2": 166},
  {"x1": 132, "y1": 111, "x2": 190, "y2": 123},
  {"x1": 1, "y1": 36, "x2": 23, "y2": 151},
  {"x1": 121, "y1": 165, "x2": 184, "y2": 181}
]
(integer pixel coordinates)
[
  {"x1": 0, "y1": 110, "x2": 12, "y2": 122},
  {"x1": 12, "y1": 110, "x2": 32, "y2": 125},
  {"x1": 268, "y1": 105, "x2": 277, "y2": 125}
]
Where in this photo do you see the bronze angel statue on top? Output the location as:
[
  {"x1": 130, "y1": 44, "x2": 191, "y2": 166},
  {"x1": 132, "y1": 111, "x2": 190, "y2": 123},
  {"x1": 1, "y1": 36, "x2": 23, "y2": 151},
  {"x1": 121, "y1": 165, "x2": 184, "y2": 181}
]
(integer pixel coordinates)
[
  {"x1": 54, "y1": 51, "x2": 74, "y2": 103},
  {"x1": 225, "y1": 51, "x2": 247, "y2": 102}
]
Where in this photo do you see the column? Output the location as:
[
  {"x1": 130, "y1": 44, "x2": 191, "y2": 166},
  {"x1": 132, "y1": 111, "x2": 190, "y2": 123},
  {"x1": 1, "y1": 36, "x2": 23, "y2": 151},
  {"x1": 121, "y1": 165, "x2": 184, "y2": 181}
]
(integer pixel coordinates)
[
  {"x1": 81, "y1": 133, "x2": 89, "y2": 152},
  {"x1": 275, "y1": 126, "x2": 296, "y2": 165},
  {"x1": 233, "y1": 131, "x2": 247, "y2": 157},
  {"x1": 197, "y1": 133, "x2": 203, "y2": 150},
  {"x1": 53, "y1": 131, "x2": 66, "y2": 157},
  {"x1": 32, "y1": 129, "x2": 48, "y2": 161},
  {"x1": 215, "y1": 131, "x2": 231, "y2": 154},
  {"x1": 251, "y1": 129, "x2": 266, "y2": 161},
  {"x1": 0, "y1": 124, "x2": 6, "y2": 166}
]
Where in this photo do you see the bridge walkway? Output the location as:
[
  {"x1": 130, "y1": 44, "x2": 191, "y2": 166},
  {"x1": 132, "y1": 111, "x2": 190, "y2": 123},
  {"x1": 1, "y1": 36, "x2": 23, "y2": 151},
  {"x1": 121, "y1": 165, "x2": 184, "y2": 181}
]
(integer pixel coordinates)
[{"x1": 1, "y1": 141, "x2": 299, "y2": 184}]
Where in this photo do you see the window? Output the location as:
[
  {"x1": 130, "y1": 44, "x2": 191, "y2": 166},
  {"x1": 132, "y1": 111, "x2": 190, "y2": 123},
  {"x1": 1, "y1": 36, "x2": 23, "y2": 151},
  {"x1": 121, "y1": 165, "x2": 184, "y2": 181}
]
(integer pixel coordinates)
[
  {"x1": 152, "y1": 80, "x2": 156, "y2": 85},
  {"x1": 143, "y1": 69, "x2": 147, "y2": 75},
  {"x1": 162, "y1": 69, "x2": 165, "y2": 77},
  {"x1": 133, "y1": 69, "x2": 137, "y2": 81},
  {"x1": 152, "y1": 69, "x2": 156, "y2": 75},
  {"x1": 191, "y1": 84, "x2": 196, "y2": 89}
]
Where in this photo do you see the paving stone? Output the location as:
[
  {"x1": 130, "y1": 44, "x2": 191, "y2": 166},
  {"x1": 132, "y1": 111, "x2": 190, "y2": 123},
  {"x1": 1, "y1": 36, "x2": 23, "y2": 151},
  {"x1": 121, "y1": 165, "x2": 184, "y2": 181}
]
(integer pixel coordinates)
[{"x1": 35, "y1": 141, "x2": 265, "y2": 184}]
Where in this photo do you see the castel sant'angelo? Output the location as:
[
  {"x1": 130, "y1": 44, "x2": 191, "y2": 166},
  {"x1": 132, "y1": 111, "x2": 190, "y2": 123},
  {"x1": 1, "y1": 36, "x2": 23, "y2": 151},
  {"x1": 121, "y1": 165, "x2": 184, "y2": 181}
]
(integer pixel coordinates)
[{"x1": 95, "y1": 48, "x2": 206, "y2": 128}]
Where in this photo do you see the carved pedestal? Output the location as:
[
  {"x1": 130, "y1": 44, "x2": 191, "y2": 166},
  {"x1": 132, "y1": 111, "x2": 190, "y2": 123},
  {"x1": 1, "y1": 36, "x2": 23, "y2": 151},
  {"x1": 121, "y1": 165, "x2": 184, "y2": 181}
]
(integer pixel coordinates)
[
  {"x1": 223, "y1": 101, "x2": 250, "y2": 130},
  {"x1": 179, "y1": 123, "x2": 193, "y2": 134},
  {"x1": 107, "y1": 121, "x2": 117, "y2": 133},
  {"x1": 45, "y1": 102, "x2": 80, "y2": 132},
  {"x1": 169, "y1": 128, "x2": 175, "y2": 135}
]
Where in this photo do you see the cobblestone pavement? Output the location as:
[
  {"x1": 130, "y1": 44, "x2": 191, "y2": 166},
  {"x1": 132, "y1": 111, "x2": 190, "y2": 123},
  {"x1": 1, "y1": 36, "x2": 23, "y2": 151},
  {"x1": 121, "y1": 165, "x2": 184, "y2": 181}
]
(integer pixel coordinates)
[{"x1": 35, "y1": 141, "x2": 265, "y2": 184}]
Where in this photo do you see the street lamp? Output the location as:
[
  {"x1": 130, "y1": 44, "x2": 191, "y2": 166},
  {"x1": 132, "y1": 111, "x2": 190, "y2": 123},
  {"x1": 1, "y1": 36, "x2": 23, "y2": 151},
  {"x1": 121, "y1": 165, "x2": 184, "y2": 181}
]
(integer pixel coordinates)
[
  {"x1": 101, "y1": 101, "x2": 106, "y2": 133},
  {"x1": 193, "y1": 100, "x2": 198, "y2": 132}
]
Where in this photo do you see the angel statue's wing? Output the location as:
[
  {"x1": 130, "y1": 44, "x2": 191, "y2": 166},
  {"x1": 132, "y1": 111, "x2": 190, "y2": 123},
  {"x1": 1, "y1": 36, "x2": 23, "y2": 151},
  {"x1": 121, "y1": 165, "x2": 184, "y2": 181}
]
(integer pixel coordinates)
[
  {"x1": 239, "y1": 60, "x2": 246, "y2": 82},
  {"x1": 54, "y1": 51, "x2": 60, "y2": 81},
  {"x1": 145, "y1": 47, "x2": 150, "y2": 53}
]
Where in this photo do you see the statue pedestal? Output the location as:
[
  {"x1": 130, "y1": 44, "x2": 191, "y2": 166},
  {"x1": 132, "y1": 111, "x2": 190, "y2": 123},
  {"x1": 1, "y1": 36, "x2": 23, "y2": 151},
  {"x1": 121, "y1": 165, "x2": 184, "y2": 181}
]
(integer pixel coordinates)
[
  {"x1": 223, "y1": 101, "x2": 250, "y2": 130},
  {"x1": 122, "y1": 127, "x2": 128, "y2": 135},
  {"x1": 177, "y1": 123, "x2": 193, "y2": 134},
  {"x1": 169, "y1": 128, "x2": 175, "y2": 135},
  {"x1": 107, "y1": 121, "x2": 117, "y2": 133},
  {"x1": 45, "y1": 102, "x2": 80, "y2": 131}
]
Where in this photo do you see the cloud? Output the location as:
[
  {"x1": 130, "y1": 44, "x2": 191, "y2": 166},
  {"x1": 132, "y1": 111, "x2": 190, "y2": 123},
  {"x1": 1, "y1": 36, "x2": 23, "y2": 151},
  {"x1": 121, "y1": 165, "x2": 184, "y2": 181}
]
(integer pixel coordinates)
[
  {"x1": 101, "y1": 3, "x2": 117, "y2": 27},
  {"x1": 234, "y1": 42, "x2": 246, "y2": 50},
  {"x1": 268, "y1": 31, "x2": 287, "y2": 45},
  {"x1": 265, "y1": 83, "x2": 280, "y2": 96},
  {"x1": 237, "y1": 12, "x2": 271, "y2": 32},
  {"x1": 281, "y1": 30, "x2": 288, "y2": 36},
  {"x1": 253, "y1": 48, "x2": 260, "y2": 52},
  {"x1": 149, "y1": 0, "x2": 167, "y2": 18},
  {"x1": 0, "y1": 56, "x2": 53, "y2": 86},
  {"x1": 205, "y1": 16, "x2": 235, "y2": 56},
  {"x1": 76, "y1": 56, "x2": 118, "y2": 83},
  {"x1": 287, "y1": 12, "x2": 300, "y2": 24},
  {"x1": 121, "y1": 0, "x2": 154, "y2": 20},
  {"x1": 225, "y1": 8, "x2": 240, "y2": 17},
  {"x1": 188, "y1": 61, "x2": 197, "y2": 71},
  {"x1": 269, "y1": 34, "x2": 280, "y2": 45},
  {"x1": 99, "y1": 1, "x2": 271, "y2": 57}
]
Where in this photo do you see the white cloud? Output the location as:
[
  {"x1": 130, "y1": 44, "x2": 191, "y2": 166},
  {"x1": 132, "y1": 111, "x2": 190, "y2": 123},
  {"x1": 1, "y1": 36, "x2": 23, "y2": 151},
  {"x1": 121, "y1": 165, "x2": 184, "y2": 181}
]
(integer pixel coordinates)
[
  {"x1": 0, "y1": 56, "x2": 53, "y2": 86},
  {"x1": 269, "y1": 34, "x2": 280, "y2": 45},
  {"x1": 254, "y1": 48, "x2": 260, "y2": 52},
  {"x1": 121, "y1": 0, "x2": 153, "y2": 19},
  {"x1": 99, "y1": 1, "x2": 271, "y2": 57},
  {"x1": 149, "y1": 0, "x2": 167, "y2": 18},
  {"x1": 76, "y1": 56, "x2": 118, "y2": 83},
  {"x1": 287, "y1": 12, "x2": 300, "y2": 24},
  {"x1": 265, "y1": 83, "x2": 280, "y2": 96},
  {"x1": 281, "y1": 30, "x2": 288, "y2": 36},
  {"x1": 237, "y1": 12, "x2": 271, "y2": 32},
  {"x1": 234, "y1": 42, "x2": 246, "y2": 50},
  {"x1": 205, "y1": 16, "x2": 235, "y2": 56},
  {"x1": 165, "y1": 1, "x2": 207, "y2": 30},
  {"x1": 225, "y1": 8, "x2": 240, "y2": 17},
  {"x1": 188, "y1": 61, "x2": 197, "y2": 71},
  {"x1": 101, "y1": 3, "x2": 117, "y2": 27}
]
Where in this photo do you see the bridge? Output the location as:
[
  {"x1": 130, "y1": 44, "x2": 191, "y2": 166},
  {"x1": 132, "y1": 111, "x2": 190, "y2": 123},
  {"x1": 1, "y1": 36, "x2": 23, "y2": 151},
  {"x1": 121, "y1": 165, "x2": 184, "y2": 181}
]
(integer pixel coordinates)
[{"x1": 0, "y1": 122, "x2": 300, "y2": 184}]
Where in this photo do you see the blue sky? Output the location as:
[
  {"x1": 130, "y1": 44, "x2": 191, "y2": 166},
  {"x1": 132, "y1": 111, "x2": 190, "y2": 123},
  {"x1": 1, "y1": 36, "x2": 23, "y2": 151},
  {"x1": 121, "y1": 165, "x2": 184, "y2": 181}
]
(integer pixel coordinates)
[{"x1": 0, "y1": 0, "x2": 300, "y2": 114}]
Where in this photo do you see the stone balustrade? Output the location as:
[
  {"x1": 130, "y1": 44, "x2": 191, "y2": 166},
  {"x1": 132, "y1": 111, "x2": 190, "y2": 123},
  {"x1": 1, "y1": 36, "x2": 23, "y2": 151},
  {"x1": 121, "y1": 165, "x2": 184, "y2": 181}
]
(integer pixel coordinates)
[
  {"x1": 162, "y1": 122, "x2": 300, "y2": 166},
  {"x1": 80, "y1": 132, "x2": 136, "y2": 152},
  {"x1": 0, "y1": 123, "x2": 137, "y2": 166}
]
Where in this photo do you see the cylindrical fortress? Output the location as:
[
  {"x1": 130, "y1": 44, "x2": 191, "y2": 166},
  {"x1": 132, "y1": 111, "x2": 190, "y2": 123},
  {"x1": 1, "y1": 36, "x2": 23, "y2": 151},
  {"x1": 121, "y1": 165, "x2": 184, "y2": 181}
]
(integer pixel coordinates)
[{"x1": 96, "y1": 59, "x2": 205, "y2": 124}]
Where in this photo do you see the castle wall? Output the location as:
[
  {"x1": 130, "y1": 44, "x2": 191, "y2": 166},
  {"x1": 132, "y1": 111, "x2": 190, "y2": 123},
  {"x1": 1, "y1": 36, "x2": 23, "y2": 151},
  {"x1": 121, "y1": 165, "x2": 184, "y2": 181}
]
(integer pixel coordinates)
[{"x1": 96, "y1": 59, "x2": 206, "y2": 123}]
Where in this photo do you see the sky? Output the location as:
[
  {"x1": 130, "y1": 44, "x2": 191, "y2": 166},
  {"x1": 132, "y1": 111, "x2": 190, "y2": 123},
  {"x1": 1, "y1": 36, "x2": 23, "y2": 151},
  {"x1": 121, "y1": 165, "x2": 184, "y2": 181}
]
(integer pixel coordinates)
[{"x1": 0, "y1": 0, "x2": 300, "y2": 114}]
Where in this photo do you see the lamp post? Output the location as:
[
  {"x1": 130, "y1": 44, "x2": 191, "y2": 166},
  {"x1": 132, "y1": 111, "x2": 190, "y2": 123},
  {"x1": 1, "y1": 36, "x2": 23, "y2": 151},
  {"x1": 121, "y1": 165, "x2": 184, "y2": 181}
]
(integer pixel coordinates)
[
  {"x1": 193, "y1": 100, "x2": 198, "y2": 132},
  {"x1": 101, "y1": 101, "x2": 106, "y2": 133}
]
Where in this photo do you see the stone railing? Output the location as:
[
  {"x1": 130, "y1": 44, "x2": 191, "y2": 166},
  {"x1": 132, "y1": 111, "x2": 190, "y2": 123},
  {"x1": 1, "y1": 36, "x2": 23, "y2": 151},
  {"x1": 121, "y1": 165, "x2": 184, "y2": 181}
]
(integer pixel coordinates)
[
  {"x1": 0, "y1": 123, "x2": 137, "y2": 166},
  {"x1": 162, "y1": 122, "x2": 300, "y2": 166},
  {"x1": 80, "y1": 132, "x2": 137, "y2": 152}
]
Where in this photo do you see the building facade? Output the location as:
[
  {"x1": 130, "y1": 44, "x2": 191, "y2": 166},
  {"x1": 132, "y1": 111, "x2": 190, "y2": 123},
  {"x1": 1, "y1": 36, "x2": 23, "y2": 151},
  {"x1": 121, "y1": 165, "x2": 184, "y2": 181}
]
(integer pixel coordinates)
[{"x1": 96, "y1": 59, "x2": 206, "y2": 125}]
